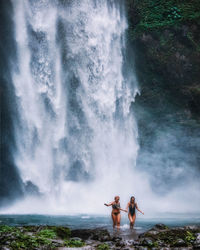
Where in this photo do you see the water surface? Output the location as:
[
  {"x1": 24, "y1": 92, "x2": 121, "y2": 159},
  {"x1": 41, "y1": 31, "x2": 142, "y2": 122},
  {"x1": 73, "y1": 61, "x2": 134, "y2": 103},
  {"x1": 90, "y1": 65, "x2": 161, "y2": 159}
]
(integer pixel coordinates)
[{"x1": 0, "y1": 214, "x2": 199, "y2": 236}]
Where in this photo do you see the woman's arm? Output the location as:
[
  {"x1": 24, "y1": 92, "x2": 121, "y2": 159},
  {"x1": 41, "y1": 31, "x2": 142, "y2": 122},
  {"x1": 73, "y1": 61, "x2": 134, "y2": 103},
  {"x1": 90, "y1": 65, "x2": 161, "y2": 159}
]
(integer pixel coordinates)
[
  {"x1": 135, "y1": 203, "x2": 144, "y2": 215},
  {"x1": 104, "y1": 201, "x2": 114, "y2": 207},
  {"x1": 119, "y1": 208, "x2": 127, "y2": 212}
]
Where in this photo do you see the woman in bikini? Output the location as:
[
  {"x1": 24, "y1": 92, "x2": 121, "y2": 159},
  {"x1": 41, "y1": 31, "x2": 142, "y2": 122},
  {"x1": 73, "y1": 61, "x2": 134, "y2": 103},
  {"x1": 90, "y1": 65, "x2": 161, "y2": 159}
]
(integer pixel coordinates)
[
  {"x1": 104, "y1": 196, "x2": 127, "y2": 229},
  {"x1": 126, "y1": 196, "x2": 144, "y2": 229}
]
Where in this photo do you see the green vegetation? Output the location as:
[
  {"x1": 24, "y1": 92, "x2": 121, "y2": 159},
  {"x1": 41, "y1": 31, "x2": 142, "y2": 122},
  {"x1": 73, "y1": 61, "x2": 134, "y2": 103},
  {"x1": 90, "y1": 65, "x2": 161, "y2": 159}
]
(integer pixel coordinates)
[
  {"x1": 0, "y1": 225, "x2": 17, "y2": 233},
  {"x1": 54, "y1": 226, "x2": 71, "y2": 239},
  {"x1": 64, "y1": 239, "x2": 85, "y2": 247},
  {"x1": 0, "y1": 225, "x2": 72, "y2": 249},
  {"x1": 97, "y1": 243, "x2": 110, "y2": 250},
  {"x1": 126, "y1": 0, "x2": 200, "y2": 34},
  {"x1": 36, "y1": 228, "x2": 57, "y2": 239},
  {"x1": 185, "y1": 231, "x2": 196, "y2": 243},
  {"x1": 10, "y1": 234, "x2": 53, "y2": 249}
]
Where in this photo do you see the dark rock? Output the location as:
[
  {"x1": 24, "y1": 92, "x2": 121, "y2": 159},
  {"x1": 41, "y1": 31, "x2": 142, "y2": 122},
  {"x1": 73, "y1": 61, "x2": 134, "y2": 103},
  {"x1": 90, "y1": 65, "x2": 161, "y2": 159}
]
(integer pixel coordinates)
[
  {"x1": 51, "y1": 239, "x2": 64, "y2": 247},
  {"x1": 141, "y1": 237, "x2": 153, "y2": 246},
  {"x1": 71, "y1": 228, "x2": 110, "y2": 241},
  {"x1": 173, "y1": 238, "x2": 186, "y2": 247},
  {"x1": 194, "y1": 244, "x2": 200, "y2": 250},
  {"x1": 101, "y1": 235, "x2": 111, "y2": 241},
  {"x1": 55, "y1": 226, "x2": 71, "y2": 239},
  {"x1": 115, "y1": 240, "x2": 126, "y2": 247},
  {"x1": 172, "y1": 227, "x2": 185, "y2": 231},
  {"x1": 153, "y1": 224, "x2": 168, "y2": 230},
  {"x1": 0, "y1": 224, "x2": 200, "y2": 249},
  {"x1": 71, "y1": 229, "x2": 92, "y2": 240},
  {"x1": 111, "y1": 236, "x2": 122, "y2": 242}
]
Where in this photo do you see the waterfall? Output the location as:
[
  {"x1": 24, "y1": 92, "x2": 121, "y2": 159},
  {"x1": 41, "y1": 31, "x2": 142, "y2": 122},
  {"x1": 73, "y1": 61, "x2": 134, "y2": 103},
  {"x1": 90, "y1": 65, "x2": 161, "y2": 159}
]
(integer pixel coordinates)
[
  {"x1": 1, "y1": 0, "x2": 199, "y2": 215},
  {"x1": 7, "y1": 0, "x2": 140, "y2": 213}
]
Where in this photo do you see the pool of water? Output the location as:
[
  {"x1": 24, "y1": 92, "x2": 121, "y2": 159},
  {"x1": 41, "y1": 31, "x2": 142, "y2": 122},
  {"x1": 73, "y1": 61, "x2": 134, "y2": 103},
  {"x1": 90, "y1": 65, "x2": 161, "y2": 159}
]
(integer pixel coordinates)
[{"x1": 0, "y1": 214, "x2": 199, "y2": 235}]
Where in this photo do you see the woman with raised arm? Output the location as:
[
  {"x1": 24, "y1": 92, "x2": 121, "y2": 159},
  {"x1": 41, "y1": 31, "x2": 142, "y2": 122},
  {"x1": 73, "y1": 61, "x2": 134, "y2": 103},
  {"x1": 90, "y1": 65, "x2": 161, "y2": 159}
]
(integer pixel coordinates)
[
  {"x1": 126, "y1": 196, "x2": 144, "y2": 229},
  {"x1": 104, "y1": 196, "x2": 127, "y2": 229}
]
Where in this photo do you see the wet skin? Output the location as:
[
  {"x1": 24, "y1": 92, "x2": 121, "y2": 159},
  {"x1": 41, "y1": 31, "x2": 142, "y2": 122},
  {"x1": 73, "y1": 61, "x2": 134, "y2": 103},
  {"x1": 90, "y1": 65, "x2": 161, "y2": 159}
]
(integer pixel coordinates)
[{"x1": 104, "y1": 196, "x2": 126, "y2": 229}]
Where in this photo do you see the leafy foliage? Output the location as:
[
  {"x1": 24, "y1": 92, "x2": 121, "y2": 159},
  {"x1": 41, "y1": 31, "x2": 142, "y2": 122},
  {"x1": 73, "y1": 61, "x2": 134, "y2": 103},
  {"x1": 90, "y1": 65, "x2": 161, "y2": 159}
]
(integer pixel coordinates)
[
  {"x1": 126, "y1": 0, "x2": 200, "y2": 34},
  {"x1": 0, "y1": 225, "x2": 16, "y2": 233},
  {"x1": 185, "y1": 231, "x2": 196, "y2": 243},
  {"x1": 64, "y1": 239, "x2": 85, "y2": 247},
  {"x1": 97, "y1": 243, "x2": 110, "y2": 250},
  {"x1": 0, "y1": 225, "x2": 72, "y2": 249},
  {"x1": 36, "y1": 228, "x2": 57, "y2": 239}
]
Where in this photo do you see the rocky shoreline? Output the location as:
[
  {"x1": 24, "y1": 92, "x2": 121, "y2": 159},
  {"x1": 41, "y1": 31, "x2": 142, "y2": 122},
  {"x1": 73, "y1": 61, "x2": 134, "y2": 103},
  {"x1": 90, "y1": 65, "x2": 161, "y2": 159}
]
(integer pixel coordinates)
[{"x1": 0, "y1": 224, "x2": 200, "y2": 249}]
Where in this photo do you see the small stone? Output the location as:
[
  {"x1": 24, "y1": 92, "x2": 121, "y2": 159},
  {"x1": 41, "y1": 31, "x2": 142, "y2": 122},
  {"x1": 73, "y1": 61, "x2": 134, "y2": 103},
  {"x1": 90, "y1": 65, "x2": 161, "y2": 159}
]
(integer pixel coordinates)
[
  {"x1": 142, "y1": 238, "x2": 153, "y2": 246},
  {"x1": 115, "y1": 240, "x2": 125, "y2": 247},
  {"x1": 111, "y1": 236, "x2": 122, "y2": 242},
  {"x1": 194, "y1": 244, "x2": 200, "y2": 249},
  {"x1": 51, "y1": 239, "x2": 64, "y2": 245},
  {"x1": 101, "y1": 235, "x2": 111, "y2": 241},
  {"x1": 195, "y1": 233, "x2": 200, "y2": 243},
  {"x1": 104, "y1": 241, "x2": 114, "y2": 247},
  {"x1": 185, "y1": 225, "x2": 200, "y2": 231},
  {"x1": 70, "y1": 237, "x2": 82, "y2": 241},
  {"x1": 125, "y1": 239, "x2": 135, "y2": 246},
  {"x1": 173, "y1": 238, "x2": 186, "y2": 247},
  {"x1": 156, "y1": 240, "x2": 165, "y2": 247},
  {"x1": 147, "y1": 230, "x2": 159, "y2": 235},
  {"x1": 138, "y1": 247, "x2": 148, "y2": 250},
  {"x1": 25, "y1": 232, "x2": 33, "y2": 236}
]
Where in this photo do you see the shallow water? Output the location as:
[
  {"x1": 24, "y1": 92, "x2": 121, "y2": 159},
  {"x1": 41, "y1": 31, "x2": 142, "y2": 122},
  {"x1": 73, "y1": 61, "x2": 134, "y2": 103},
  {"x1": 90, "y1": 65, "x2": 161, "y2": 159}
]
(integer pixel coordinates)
[{"x1": 0, "y1": 214, "x2": 199, "y2": 235}]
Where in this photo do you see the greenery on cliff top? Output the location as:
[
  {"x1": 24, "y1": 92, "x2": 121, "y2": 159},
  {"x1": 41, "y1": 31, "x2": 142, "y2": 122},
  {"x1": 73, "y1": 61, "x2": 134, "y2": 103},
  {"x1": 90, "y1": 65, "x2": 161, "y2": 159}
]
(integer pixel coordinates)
[{"x1": 126, "y1": 0, "x2": 200, "y2": 33}]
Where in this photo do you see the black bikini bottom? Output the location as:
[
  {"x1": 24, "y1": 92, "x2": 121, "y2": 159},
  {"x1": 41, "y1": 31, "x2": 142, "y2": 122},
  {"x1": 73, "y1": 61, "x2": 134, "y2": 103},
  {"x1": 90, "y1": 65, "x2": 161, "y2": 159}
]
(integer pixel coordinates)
[{"x1": 113, "y1": 212, "x2": 120, "y2": 216}]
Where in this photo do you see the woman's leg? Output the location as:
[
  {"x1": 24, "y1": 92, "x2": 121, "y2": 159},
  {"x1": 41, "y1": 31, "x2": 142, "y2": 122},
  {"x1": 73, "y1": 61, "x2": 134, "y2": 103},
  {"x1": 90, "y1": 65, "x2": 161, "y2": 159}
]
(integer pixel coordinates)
[
  {"x1": 132, "y1": 214, "x2": 136, "y2": 228},
  {"x1": 128, "y1": 213, "x2": 134, "y2": 228},
  {"x1": 111, "y1": 213, "x2": 117, "y2": 228},
  {"x1": 116, "y1": 213, "x2": 121, "y2": 229}
]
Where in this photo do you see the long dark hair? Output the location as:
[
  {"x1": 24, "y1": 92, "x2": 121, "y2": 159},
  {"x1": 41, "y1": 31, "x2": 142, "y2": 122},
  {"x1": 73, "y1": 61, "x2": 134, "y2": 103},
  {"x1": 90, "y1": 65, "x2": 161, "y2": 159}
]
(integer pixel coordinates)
[{"x1": 130, "y1": 196, "x2": 135, "y2": 203}]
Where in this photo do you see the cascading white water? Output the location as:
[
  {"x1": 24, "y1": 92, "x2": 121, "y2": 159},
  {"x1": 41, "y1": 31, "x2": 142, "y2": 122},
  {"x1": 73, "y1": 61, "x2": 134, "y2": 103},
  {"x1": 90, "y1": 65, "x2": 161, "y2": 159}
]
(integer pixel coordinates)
[
  {"x1": 8, "y1": 0, "x2": 143, "y2": 213},
  {"x1": 6, "y1": 0, "x2": 200, "y2": 215}
]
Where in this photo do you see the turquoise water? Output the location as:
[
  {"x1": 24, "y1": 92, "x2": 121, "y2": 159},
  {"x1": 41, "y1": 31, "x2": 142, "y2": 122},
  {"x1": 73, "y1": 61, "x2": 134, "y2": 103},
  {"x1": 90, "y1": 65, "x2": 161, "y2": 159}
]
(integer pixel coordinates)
[{"x1": 0, "y1": 215, "x2": 199, "y2": 234}]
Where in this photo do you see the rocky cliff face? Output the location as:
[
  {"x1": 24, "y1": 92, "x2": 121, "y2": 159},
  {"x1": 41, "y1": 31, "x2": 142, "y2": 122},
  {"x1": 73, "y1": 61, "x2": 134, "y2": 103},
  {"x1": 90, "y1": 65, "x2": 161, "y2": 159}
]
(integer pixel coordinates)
[
  {"x1": 126, "y1": 0, "x2": 200, "y2": 120},
  {"x1": 133, "y1": 23, "x2": 200, "y2": 121},
  {"x1": 126, "y1": 0, "x2": 200, "y2": 190}
]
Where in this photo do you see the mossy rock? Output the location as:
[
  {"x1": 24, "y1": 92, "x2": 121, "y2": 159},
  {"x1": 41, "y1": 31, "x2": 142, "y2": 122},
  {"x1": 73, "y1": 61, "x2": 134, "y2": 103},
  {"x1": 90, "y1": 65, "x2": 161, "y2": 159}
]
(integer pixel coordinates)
[
  {"x1": 36, "y1": 228, "x2": 57, "y2": 239},
  {"x1": 54, "y1": 226, "x2": 71, "y2": 239},
  {"x1": 64, "y1": 239, "x2": 85, "y2": 247},
  {"x1": 97, "y1": 243, "x2": 110, "y2": 250}
]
